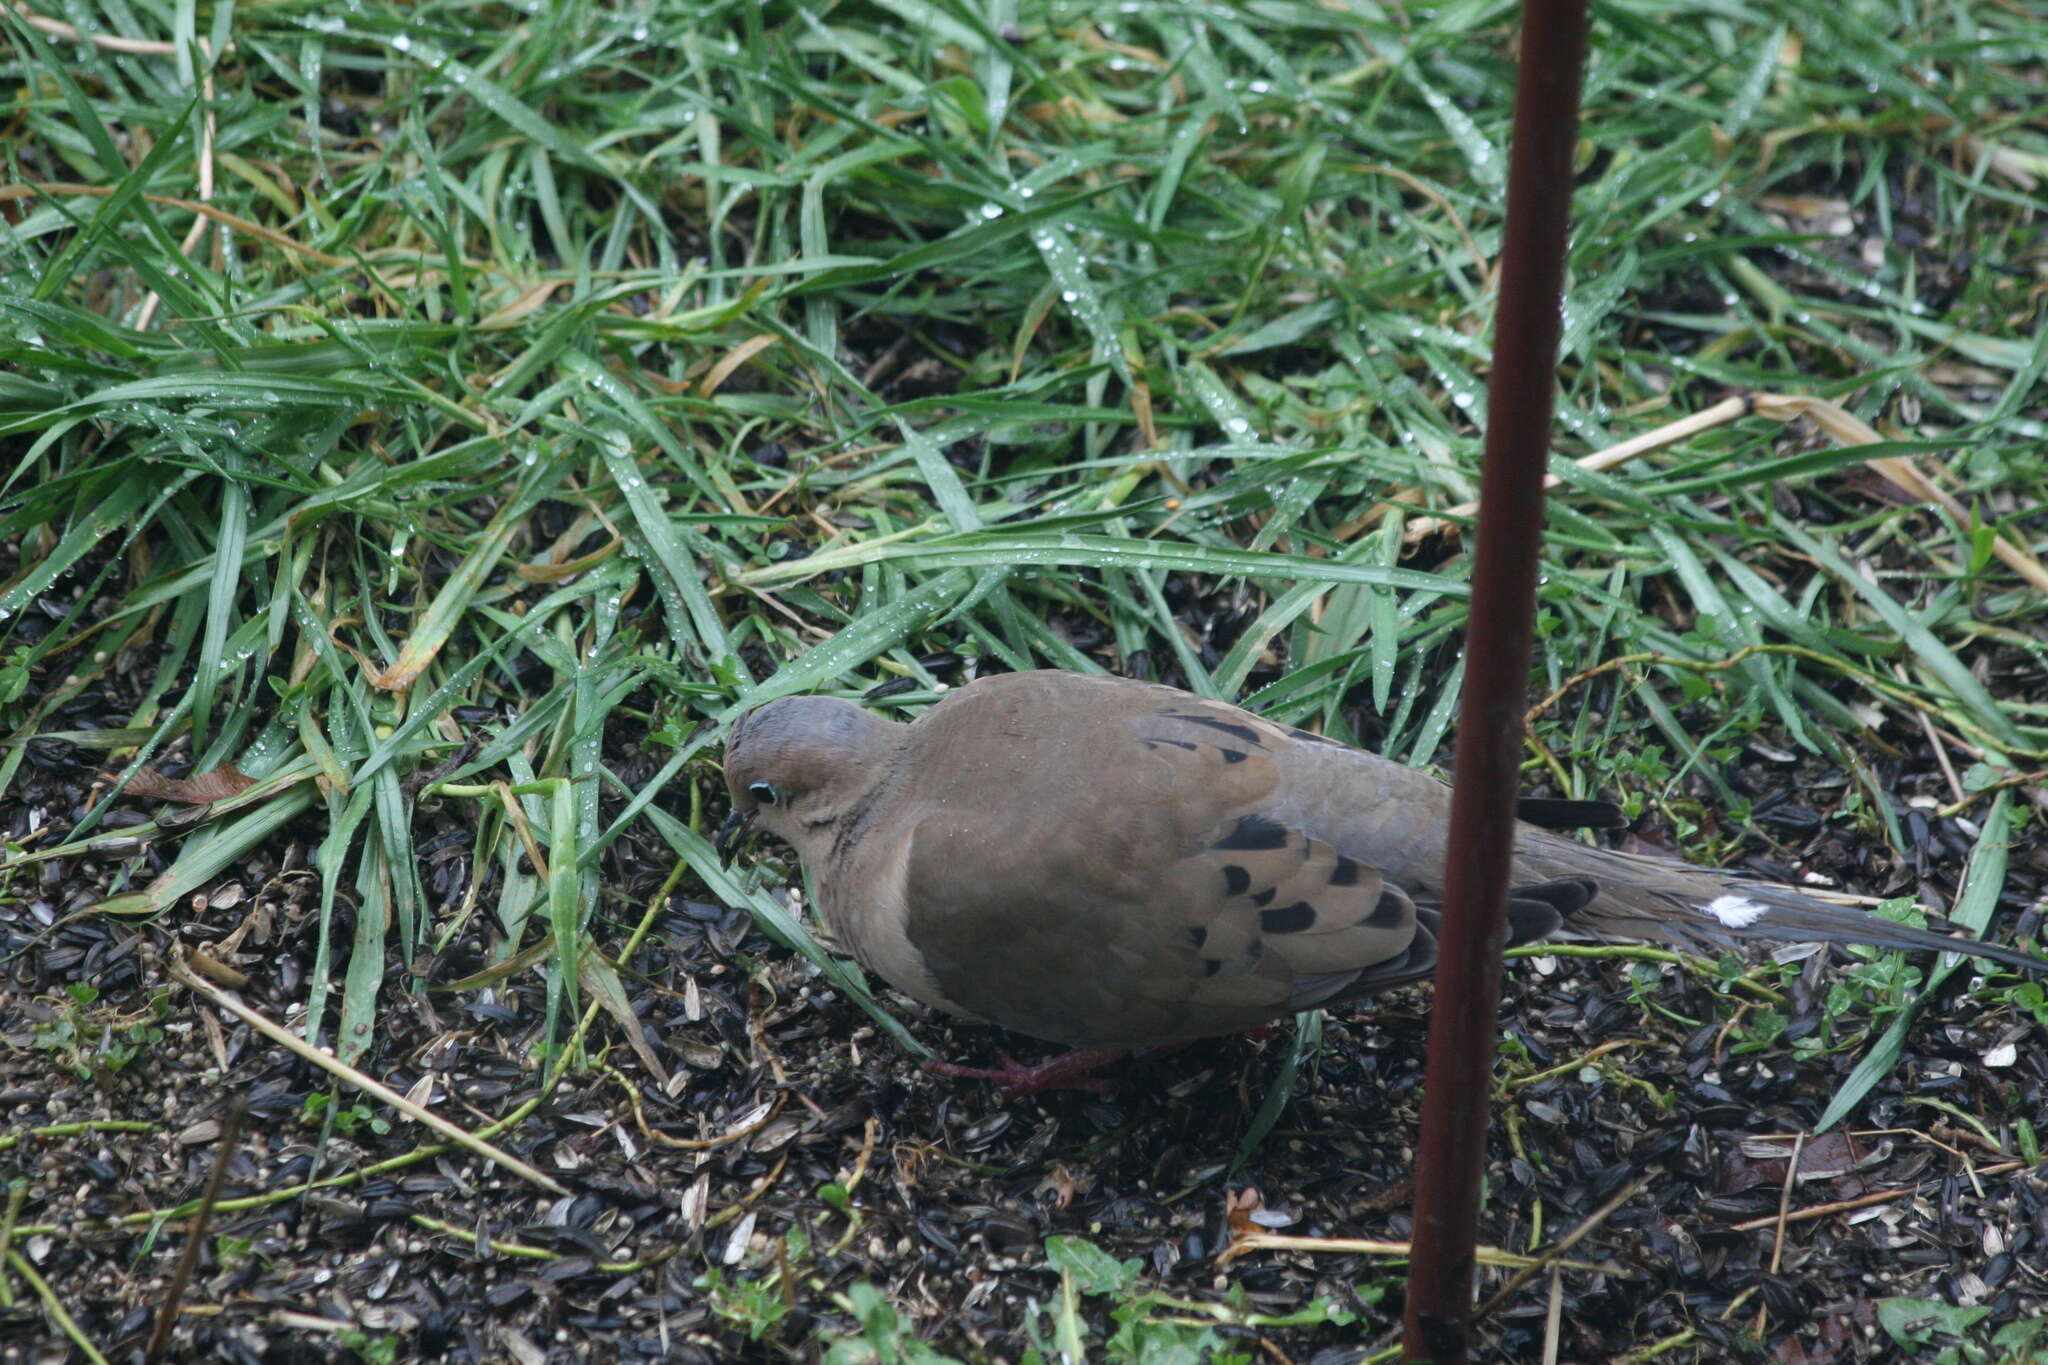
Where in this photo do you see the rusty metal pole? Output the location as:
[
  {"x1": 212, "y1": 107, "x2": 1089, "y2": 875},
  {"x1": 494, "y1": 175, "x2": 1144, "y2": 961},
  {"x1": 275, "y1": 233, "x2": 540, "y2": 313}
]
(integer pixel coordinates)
[{"x1": 1401, "y1": 3, "x2": 1591, "y2": 1362}]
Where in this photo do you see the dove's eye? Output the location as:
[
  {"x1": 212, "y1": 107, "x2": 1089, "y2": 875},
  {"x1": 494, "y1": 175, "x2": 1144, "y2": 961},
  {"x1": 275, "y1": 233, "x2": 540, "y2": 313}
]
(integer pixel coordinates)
[{"x1": 749, "y1": 781, "x2": 782, "y2": 806}]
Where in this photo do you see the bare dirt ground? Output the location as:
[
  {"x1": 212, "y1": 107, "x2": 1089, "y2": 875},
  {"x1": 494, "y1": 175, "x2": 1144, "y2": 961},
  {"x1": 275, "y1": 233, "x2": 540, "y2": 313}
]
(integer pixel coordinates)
[{"x1": 4, "y1": 637, "x2": 2046, "y2": 1364}]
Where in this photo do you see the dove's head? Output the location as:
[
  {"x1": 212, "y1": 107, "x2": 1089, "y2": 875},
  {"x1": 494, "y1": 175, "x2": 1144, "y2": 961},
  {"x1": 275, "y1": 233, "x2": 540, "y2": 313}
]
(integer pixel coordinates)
[{"x1": 719, "y1": 694, "x2": 900, "y2": 860}]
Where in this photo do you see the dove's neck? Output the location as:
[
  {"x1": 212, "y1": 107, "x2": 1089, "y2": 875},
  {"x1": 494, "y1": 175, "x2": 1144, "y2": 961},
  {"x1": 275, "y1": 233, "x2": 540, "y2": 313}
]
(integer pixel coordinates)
[{"x1": 784, "y1": 713, "x2": 906, "y2": 860}]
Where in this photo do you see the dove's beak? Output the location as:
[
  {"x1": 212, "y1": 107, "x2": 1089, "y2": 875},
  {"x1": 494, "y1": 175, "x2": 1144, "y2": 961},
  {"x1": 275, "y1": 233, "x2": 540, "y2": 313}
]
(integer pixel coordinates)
[{"x1": 715, "y1": 807, "x2": 757, "y2": 861}]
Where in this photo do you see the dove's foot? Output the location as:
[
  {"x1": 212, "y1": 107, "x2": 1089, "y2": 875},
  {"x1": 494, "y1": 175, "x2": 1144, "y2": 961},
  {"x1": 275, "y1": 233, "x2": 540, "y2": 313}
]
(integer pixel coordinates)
[{"x1": 922, "y1": 1047, "x2": 1131, "y2": 1097}]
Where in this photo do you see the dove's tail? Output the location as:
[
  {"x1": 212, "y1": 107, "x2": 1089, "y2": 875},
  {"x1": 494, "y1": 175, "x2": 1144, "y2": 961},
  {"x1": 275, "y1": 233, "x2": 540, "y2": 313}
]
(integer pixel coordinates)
[{"x1": 1522, "y1": 838, "x2": 2048, "y2": 974}]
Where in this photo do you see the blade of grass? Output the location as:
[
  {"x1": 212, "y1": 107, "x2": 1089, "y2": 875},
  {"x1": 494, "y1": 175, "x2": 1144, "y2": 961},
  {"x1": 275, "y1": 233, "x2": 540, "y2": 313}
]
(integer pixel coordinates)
[{"x1": 1815, "y1": 793, "x2": 2014, "y2": 1132}]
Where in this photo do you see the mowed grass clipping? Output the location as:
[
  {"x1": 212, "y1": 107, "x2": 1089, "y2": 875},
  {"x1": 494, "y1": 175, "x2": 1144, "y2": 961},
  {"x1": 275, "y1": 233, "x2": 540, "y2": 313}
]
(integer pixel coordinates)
[{"x1": 3, "y1": 0, "x2": 2046, "y2": 1272}]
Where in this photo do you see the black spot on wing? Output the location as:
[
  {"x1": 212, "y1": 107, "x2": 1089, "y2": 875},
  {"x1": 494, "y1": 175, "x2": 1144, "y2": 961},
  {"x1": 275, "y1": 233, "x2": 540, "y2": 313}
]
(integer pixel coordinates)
[
  {"x1": 1164, "y1": 711, "x2": 1266, "y2": 748},
  {"x1": 1221, "y1": 865, "x2": 1251, "y2": 897},
  {"x1": 1140, "y1": 737, "x2": 1201, "y2": 753},
  {"x1": 1214, "y1": 814, "x2": 1289, "y2": 851},
  {"x1": 1516, "y1": 797, "x2": 1627, "y2": 831},
  {"x1": 1287, "y1": 727, "x2": 1342, "y2": 746},
  {"x1": 1219, "y1": 748, "x2": 1249, "y2": 764},
  {"x1": 1187, "y1": 925, "x2": 1208, "y2": 948},
  {"x1": 1260, "y1": 901, "x2": 1317, "y2": 933},
  {"x1": 1514, "y1": 877, "x2": 1600, "y2": 916},
  {"x1": 1250, "y1": 888, "x2": 1276, "y2": 908},
  {"x1": 1330, "y1": 855, "x2": 1364, "y2": 887},
  {"x1": 1505, "y1": 896, "x2": 1563, "y2": 947},
  {"x1": 1203, "y1": 939, "x2": 1264, "y2": 977},
  {"x1": 1365, "y1": 889, "x2": 1408, "y2": 929}
]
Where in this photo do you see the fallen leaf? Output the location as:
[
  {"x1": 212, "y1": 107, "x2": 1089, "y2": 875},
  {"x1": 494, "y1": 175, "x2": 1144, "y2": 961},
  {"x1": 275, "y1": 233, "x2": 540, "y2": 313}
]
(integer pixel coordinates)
[{"x1": 126, "y1": 764, "x2": 255, "y2": 804}]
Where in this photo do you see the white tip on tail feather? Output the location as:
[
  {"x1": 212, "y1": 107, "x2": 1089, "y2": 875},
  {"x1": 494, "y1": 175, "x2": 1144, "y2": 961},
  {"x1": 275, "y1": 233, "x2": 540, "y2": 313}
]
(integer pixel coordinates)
[{"x1": 1706, "y1": 895, "x2": 1771, "y2": 929}]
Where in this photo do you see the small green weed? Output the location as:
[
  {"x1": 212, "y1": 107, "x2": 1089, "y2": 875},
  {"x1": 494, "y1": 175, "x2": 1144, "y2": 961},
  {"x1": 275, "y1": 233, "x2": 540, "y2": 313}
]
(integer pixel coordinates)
[
  {"x1": 213, "y1": 1233, "x2": 258, "y2": 1272},
  {"x1": 1877, "y1": 1298, "x2": 2048, "y2": 1365},
  {"x1": 700, "y1": 1225, "x2": 809, "y2": 1344},
  {"x1": 1016, "y1": 1236, "x2": 1359, "y2": 1365},
  {"x1": 30, "y1": 984, "x2": 167, "y2": 1083},
  {"x1": 338, "y1": 1329, "x2": 402, "y2": 1365},
  {"x1": 299, "y1": 1092, "x2": 392, "y2": 1138},
  {"x1": 824, "y1": 1282, "x2": 965, "y2": 1365}
]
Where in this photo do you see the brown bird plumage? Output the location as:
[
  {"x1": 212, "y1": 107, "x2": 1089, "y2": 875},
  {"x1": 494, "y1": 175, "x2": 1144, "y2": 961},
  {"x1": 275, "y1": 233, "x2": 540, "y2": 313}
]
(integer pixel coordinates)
[{"x1": 720, "y1": 670, "x2": 2044, "y2": 1052}]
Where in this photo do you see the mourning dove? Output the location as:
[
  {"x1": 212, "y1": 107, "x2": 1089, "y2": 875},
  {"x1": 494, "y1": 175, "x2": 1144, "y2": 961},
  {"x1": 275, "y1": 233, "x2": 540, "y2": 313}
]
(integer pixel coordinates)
[{"x1": 720, "y1": 670, "x2": 2043, "y2": 1075}]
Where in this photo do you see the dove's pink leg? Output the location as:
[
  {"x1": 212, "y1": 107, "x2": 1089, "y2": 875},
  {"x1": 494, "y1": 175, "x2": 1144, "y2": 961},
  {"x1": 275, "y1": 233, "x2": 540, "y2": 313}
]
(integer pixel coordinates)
[
  {"x1": 918, "y1": 1031, "x2": 1281, "y2": 1098},
  {"x1": 922, "y1": 1048, "x2": 1129, "y2": 1097}
]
